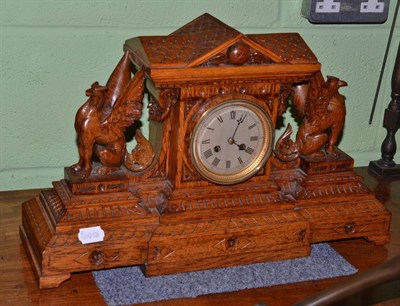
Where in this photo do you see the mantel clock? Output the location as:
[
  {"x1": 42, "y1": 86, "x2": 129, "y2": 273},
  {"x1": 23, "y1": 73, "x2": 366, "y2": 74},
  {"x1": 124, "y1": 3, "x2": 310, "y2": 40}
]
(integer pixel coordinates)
[{"x1": 20, "y1": 14, "x2": 391, "y2": 288}]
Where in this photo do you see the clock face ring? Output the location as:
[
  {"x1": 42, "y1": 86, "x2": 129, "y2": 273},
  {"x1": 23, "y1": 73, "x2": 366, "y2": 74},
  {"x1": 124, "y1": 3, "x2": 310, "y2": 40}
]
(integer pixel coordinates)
[{"x1": 190, "y1": 99, "x2": 274, "y2": 185}]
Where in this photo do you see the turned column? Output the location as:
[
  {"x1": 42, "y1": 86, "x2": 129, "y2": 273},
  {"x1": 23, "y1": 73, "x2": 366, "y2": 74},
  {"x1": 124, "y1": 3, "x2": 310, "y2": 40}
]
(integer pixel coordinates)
[{"x1": 369, "y1": 43, "x2": 400, "y2": 177}]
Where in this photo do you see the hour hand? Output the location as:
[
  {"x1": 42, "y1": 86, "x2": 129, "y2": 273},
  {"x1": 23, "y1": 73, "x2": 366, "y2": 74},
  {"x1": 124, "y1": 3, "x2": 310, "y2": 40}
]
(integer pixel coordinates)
[{"x1": 232, "y1": 141, "x2": 246, "y2": 150}]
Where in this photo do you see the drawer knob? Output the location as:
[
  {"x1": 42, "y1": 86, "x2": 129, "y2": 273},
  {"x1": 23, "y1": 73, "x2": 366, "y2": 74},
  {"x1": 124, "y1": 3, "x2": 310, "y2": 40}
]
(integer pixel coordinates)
[
  {"x1": 298, "y1": 229, "x2": 307, "y2": 241},
  {"x1": 89, "y1": 250, "x2": 105, "y2": 266},
  {"x1": 226, "y1": 236, "x2": 238, "y2": 250},
  {"x1": 344, "y1": 222, "x2": 356, "y2": 234}
]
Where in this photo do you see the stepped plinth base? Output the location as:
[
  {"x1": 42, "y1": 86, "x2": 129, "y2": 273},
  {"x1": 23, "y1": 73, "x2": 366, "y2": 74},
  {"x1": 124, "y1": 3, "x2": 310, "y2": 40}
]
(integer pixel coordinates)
[{"x1": 20, "y1": 169, "x2": 391, "y2": 288}]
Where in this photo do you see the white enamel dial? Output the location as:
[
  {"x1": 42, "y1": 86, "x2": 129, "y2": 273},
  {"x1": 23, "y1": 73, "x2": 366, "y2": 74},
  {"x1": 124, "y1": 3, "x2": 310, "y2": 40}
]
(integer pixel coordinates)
[{"x1": 190, "y1": 99, "x2": 273, "y2": 185}]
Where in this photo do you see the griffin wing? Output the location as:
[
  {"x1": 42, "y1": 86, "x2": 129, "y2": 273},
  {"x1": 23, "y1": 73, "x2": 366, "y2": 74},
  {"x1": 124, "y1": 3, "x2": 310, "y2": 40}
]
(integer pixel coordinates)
[
  {"x1": 305, "y1": 72, "x2": 326, "y2": 119},
  {"x1": 102, "y1": 51, "x2": 132, "y2": 119},
  {"x1": 102, "y1": 69, "x2": 146, "y2": 137}
]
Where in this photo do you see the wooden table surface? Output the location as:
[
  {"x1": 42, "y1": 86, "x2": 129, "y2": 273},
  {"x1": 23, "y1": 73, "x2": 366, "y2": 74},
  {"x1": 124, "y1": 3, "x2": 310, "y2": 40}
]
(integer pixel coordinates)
[{"x1": 1, "y1": 167, "x2": 399, "y2": 306}]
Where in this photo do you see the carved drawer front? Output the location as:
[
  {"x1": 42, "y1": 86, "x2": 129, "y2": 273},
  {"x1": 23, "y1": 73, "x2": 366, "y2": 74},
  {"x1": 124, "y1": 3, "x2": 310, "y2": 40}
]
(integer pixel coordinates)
[
  {"x1": 299, "y1": 200, "x2": 392, "y2": 244},
  {"x1": 146, "y1": 212, "x2": 311, "y2": 276},
  {"x1": 43, "y1": 225, "x2": 156, "y2": 274}
]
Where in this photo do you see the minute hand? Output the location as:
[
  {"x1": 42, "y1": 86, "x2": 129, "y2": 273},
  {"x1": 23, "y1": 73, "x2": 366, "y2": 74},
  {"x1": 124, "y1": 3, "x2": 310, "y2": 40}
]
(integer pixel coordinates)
[{"x1": 231, "y1": 113, "x2": 247, "y2": 140}]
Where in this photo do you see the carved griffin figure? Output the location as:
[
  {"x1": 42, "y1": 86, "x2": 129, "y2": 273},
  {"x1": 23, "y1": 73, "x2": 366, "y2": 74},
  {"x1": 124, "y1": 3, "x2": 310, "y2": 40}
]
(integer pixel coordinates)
[
  {"x1": 275, "y1": 72, "x2": 347, "y2": 161},
  {"x1": 70, "y1": 52, "x2": 155, "y2": 178}
]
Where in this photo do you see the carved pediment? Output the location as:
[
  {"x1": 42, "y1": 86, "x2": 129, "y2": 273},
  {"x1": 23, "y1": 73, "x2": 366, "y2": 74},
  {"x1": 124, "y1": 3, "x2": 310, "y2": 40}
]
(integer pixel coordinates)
[
  {"x1": 197, "y1": 42, "x2": 276, "y2": 68},
  {"x1": 125, "y1": 13, "x2": 318, "y2": 70}
]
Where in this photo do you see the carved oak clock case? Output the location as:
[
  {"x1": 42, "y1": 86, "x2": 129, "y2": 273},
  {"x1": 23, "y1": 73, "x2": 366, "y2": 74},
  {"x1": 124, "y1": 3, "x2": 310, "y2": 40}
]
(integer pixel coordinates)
[{"x1": 20, "y1": 14, "x2": 391, "y2": 288}]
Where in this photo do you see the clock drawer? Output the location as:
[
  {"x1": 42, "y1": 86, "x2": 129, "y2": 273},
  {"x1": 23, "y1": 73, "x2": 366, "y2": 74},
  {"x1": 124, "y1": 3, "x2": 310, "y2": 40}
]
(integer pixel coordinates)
[
  {"x1": 299, "y1": 200, "x2": 391, "y2": 244},
  {"x1": 146, "y1": 213, "x2": 311, "y2": 276},
  {"x1": 42, "y1": 224, "x2": 156, "y2": 274},
  {"x1": 45, "y1": 241, "x2": 146, "y2": 273}
]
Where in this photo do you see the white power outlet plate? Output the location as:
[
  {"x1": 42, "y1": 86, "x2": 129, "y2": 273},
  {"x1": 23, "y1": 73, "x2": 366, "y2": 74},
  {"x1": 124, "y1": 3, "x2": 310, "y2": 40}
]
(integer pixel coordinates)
[
  {"x1": 302, "y1": 0, "x2": 390, "y2": 23},
  {"x1": 360, "y1": 0, "x2": 385, "y2": 13},
  {"x1": 316, "y1": 0, "x2": 341, "y2": 13}
]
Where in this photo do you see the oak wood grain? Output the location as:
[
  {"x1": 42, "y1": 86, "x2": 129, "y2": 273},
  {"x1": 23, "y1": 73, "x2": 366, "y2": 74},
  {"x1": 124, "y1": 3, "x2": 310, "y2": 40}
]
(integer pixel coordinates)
[{"x1": 1, "y1": 168, "x2": 399, "y2": 306}]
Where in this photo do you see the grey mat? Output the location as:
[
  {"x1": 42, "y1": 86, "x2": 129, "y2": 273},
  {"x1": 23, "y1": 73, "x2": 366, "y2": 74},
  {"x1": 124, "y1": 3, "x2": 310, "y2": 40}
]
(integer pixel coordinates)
[{"x1": 93, "y1": 243, "x2": 357, "y2": 305}]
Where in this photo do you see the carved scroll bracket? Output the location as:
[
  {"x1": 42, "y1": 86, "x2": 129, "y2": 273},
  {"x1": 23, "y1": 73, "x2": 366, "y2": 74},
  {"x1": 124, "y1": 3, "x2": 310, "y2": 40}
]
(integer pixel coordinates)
[
  {"x1": 148, "y1": 89, "x2": 179, "y2": 122},
  {"x1": 132, "y1": 181, "x2": 174, "y2": 215}
]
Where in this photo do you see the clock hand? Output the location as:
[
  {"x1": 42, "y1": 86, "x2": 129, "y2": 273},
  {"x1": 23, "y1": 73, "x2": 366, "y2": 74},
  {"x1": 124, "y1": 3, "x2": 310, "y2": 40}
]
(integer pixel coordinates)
[
  {"x1": 233, "y1": 142, "x2": 246, "y2": 151},
  {"x1": 230, "y1": 124, "x2": 241, "y2": 142},
  {"x1": 238, "y1": 113, "x2": 247, "y2": 124},
  {"x1": 228, "y1": 113, "x2": 247, "y2": 144}
]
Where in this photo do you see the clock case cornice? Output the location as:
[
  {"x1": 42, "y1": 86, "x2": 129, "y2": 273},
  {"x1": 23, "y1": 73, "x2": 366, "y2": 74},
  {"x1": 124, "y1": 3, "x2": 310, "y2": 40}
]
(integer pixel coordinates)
[{"x1": 124, "y1": 13, "x2": 321, "y2": 87}]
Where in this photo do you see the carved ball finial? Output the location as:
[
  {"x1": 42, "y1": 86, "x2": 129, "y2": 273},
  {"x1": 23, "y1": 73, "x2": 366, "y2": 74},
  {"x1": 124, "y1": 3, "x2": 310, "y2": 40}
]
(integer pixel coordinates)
[{"x1": 227, "y1": 43, "x2": 250, "y2": 65}]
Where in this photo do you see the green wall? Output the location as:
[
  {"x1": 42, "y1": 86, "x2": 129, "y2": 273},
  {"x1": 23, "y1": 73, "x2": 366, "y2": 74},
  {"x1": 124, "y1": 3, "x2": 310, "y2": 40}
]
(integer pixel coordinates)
[{"x1": 1, "y1": 0, "x2": 399, "y2": 191}]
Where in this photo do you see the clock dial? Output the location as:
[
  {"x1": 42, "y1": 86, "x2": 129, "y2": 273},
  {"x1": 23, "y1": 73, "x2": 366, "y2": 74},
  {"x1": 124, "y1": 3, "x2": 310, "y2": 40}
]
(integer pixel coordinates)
[{"x1": 190, "y1": 99, "x2": 273, "y2": 185}]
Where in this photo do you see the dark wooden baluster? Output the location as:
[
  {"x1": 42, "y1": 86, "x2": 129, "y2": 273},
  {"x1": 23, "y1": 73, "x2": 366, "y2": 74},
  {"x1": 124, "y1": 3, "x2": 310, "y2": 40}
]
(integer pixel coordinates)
[{"x1": 369, "y1": 43, "x2": 400, "y2": 177}]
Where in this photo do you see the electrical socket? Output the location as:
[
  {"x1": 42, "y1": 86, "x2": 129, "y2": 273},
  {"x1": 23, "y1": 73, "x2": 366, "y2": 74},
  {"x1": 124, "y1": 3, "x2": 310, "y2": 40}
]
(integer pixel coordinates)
[
  {"x1": 315, "y1": 0, "x2": 341, "y2": 13},
  {"x1": 302, "y1": 0, "x2": 390, "y2": 23},
  {"x1": 360, "y1": 0, "x2": 385, "y2": 13}
]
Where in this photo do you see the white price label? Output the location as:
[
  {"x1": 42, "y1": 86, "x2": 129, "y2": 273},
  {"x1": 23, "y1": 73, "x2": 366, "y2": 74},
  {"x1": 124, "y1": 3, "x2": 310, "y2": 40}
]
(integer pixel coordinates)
[{"x1": 78, "y1": 226, "x2": 105, "y2": 244}]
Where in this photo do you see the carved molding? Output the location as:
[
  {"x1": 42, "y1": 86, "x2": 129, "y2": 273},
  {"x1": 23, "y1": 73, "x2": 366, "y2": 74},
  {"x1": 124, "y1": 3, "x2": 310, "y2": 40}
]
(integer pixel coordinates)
[
  {"x1": 63, "y1": 204, "x2": 147, "y2": 222},
  {"x1": 297, "y1": 181, "x2": 369, "y2": 200},
  {"x1": 167, "y1": 191, "x2": 284, "y2": 213},
  {"x1": 154, "y1": 76, "x2": 312, "y2": 90},
  {"x1": 180, "y1": 81, "x2": 276, "y2": 100},
  {"x1": 41, "y1": 189, "x2": 66, "y2": 224}
]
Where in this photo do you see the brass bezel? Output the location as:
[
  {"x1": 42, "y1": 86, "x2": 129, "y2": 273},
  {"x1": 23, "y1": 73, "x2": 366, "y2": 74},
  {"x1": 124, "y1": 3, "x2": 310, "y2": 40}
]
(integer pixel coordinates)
[{"x1": 190, "y1": 99, "x2": 274, "y2": 185}]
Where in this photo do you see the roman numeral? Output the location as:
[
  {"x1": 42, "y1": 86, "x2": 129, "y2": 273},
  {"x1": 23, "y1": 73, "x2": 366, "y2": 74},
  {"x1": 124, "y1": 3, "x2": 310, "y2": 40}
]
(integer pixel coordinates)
[
  {"x1": 212, "y1": 157, "x2": 220, "y2": 167},
  {"x1": 238, "y1": 156, "x2": 243, "y2": 164},
  {"x1": 230, "y1": 110, "x2": 236, "y2": 120},
  {"x1": 217, "y1": 115, "x2": 223, "y2": 123},
  {"x1": 248, "y1": 123, "x2": 256, "y2": 130},
  {"x1": 201, "y1": 139, "x2": 210, "y2": 144},
  {"x1": 250, "y1": 136, "x2": 258, "y2": 141},
  {"x1": 245, "y1": 147, "x2": 254, "y2": 155},
  {"x1": 203, "y1": 149, "x2": 213, "y2": 159},
  {"x1": 226, "y1": 160, "x2": 231, "y2": 169}
]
